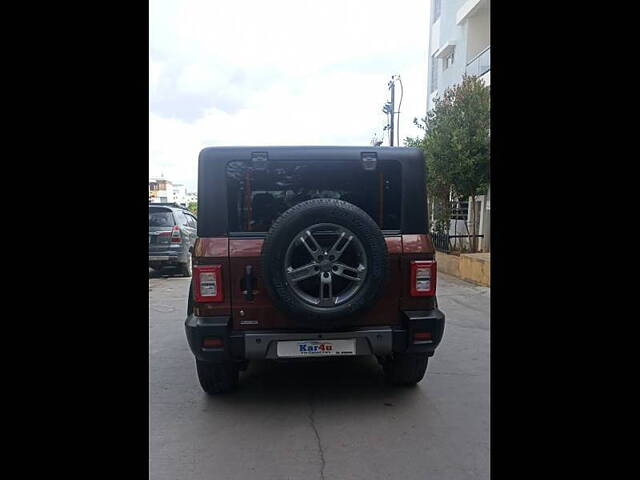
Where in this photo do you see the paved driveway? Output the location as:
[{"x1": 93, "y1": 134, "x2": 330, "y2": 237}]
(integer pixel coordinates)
[{"x1": 149, "y1": 272, "x2": 489, "y2": 480}]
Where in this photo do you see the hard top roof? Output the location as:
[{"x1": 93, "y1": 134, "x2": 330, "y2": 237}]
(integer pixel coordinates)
[{"x1": 199, "y1": 145, "x2": 422, "y2": 163}]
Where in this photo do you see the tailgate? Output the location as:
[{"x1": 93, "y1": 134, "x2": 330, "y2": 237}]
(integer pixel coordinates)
[{"x1": 227, "y1": 236, "x2": 402, "y2": 330}]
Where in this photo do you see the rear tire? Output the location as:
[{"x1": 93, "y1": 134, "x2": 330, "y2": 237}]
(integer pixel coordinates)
[
  {"x1": 180, "y1": 254, "x2": 192, "y2": 277},
  {"x1": 187, "y1": 281, "x2": 194, "y2": 316},
  {"x1": 196, "y1": 360, "x2": 238, "y2": 394},
  {"x1": 383, "y1": 354, "x2": 429, "y2": 386}
]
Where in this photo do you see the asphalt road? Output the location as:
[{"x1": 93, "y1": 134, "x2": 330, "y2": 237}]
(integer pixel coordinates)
[{"x1": 149, "y1": 270, "x2": 490, "y2": 480}]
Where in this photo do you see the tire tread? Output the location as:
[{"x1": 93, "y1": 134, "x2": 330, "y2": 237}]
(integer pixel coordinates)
[
  {"x1": 196, "y1": 360, "x2": 238, "y2": 394},
  {"x1": 384, "y1": 354, "x2": 429, "y2": 386}
]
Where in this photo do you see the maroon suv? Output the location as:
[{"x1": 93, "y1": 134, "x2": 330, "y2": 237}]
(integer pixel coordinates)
[{"x1": 185, "y1": 146, "x2": 445, "y2": 393}]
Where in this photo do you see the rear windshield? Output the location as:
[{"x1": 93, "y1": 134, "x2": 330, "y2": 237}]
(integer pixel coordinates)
[
  {"x1": 149, "y1": 208, "x2": 175, "y2": 227},
  {"x1": 226, "y1": 160, "x2": 401, "y2": 233}
]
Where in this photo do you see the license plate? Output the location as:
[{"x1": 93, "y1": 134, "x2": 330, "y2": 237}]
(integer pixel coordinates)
[{"x1": 277, "y1": 339, "x2": 356, "y2": 358}]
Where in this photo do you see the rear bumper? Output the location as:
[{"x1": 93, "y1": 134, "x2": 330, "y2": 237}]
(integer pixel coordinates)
[
  {"x1": 185, "y1": 309, "x2": 445, "y2": 363},
  {"x1": 149, "y1": 249, "x2": 188, "y2": 265},
  {"x1": 244, "y1": 328, "x2": 393, "y2": 359},
  {"x1": 149, "y1": 255, "x2": 172, "y2": 261}
]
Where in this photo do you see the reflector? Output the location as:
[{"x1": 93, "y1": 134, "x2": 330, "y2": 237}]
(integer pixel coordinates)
[
  {"x1": 203, "y1": 337, "x2": 223, "y2": 348},
  {"x1": 414, "y1": 332, "x2": 432, "y2": 341}
]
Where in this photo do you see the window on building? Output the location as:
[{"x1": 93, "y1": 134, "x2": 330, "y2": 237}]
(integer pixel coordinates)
[
  {"x1": 433, "y1": 0, "x2": 441, "y2": 23},
  {"x1": 451, "y1": 201, "x2": 469, "y2": 221},
  {"x1": 443, "y1": 51, "x2": 454, "y2": 71},
  {"x1": 430, "y1": 55, "x2": 438, "y2": 92}
]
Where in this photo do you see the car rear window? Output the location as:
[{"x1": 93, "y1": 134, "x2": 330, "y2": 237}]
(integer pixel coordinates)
[
  {"x1": 149, "y1": 208, "x2": 175, "y2": 227},
  {"x1": 226, "y1": 160, "x2": 401, "y2": 233}
]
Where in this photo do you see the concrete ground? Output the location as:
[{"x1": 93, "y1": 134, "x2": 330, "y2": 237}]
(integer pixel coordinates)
[{"x1": 149, "y1": 271, "x2": 489, "y2": 480}]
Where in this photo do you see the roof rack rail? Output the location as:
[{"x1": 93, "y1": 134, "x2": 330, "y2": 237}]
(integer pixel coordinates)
[{"x1": 149, "y1": 202, "x2": 190, "y2": 210}]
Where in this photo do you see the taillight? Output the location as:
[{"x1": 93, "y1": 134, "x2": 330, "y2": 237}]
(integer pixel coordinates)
[
  {"x1": 410, "y1": 260, "x2": 437, "y2": 296},
  {"x1": 171, "y1": 225, "x2": 181, "y2": 243},
  {"x1": 194, "y1": 265, "x2": 224, "y2": 302}
]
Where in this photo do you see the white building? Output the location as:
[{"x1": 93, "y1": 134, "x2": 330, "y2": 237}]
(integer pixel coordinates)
[
  {"x1": 427, "y1": 0, "x2": 490, "y2": 252},
  {"x1": 186, "y1": 192, "x2": 197, "y2": 205},
  {"x1": 149, "y1": 176, "x2": 196, "y2": 209},
  {"x1": 171, "y1": 184, "x2": 188, "y2": 206},
  {"x1": 427, "y1": 0, "x2": 490, "y2": 112},
  {"x1": 149, "y1": 177, "x2": 173, "y2": 203}
]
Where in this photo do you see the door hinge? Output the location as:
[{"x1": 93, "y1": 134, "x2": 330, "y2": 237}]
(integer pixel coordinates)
[
  {"x1": 251, "y1": 152, "x2": 268, "y2": 171},
  {"x1": 361, "y1": 152, "x2": 377, "y2": 171}
]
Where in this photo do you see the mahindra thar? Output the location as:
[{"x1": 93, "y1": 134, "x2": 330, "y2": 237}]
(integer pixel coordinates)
[{"x1": 185, "y1": 146, "x2": 445, "y2": 393}]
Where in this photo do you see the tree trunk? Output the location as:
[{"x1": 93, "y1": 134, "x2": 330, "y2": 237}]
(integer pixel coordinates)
[{"x1": 470, "y1": 194, "x2": 476, "y2": 252}]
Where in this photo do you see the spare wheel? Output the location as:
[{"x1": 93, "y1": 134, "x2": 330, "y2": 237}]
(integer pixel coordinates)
[{"x1": 261, "y1": 198, "x2": 388, "y2": 327}]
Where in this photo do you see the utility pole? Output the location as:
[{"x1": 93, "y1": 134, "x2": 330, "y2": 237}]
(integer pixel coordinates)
[
  {"x1": 388, "y1": 78, "x2": 395, "y2": 146},
  {"x1": 380, "y1": 75, "x2": 402, "y2": 146},
  {"x1": 395, "y1": 75, "x2": 403, "y2": 146},
  {"x1": 381, "y1": 75, "x2": 402, "y2": 146}
]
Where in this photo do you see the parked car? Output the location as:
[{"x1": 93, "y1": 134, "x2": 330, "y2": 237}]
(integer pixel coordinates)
[
  {"x1": 149, "y1": 203, "x2": 197, "y2": 276},
  {"x1": 185, "y1": 147, "x2": 445, "y2": 393}
]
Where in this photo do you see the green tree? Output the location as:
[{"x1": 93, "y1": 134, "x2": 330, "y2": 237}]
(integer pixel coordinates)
[
  {"x1": 406, "y1": 75, "x2": 490, "y2": 249},
  {"x1": 188, "y1": 202, "x2": 197, "y2": 216}
]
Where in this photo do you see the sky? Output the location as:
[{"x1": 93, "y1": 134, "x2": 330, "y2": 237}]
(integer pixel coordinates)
[{"x1": 150, "y1": 0, "x2": 431, "y2": 192}]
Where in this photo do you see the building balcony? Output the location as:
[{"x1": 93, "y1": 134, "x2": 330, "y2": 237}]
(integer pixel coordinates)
[
  {"x1": 457, "y1": 0, "x2": 490, "y2": 25},
  {"x1": 466, "y1": 45, "x2": 490, "y2": 78},
  {"x1": 434, "y1": 40, "x2": 456, "y2": 59}
]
